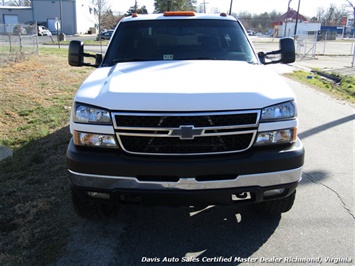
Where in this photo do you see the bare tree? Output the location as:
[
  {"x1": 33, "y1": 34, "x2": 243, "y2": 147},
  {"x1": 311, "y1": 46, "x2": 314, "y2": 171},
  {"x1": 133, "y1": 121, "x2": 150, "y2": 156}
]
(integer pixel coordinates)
[
  {"x1": 345, "y1": 0, "x2": 355, "y2": 30},
  {"x1": 316, "y1": 4, "x2": 347, "y2": 25},
  {"x1": 325, "y1": 4, "x2": 337, "y2": 25},
  {"x1": 91, "y1": 0, "x2": 111, "y2": 53},
  {"x1": 316, "y1": 7, "x2": 325, "y2": 22},
  {"x1": 91, "y1": 0, "x2": 110, "y2": 33},
  {"x1": 101, "y1": 9, "x2": 120, "y2": 29},
  {"x1": 210, "y1": 7, "x2": 221, "y2": 14},
  {"x1": 238, "y1": 10, "x2": 282, "y2": 33},
  {"x1": 196, "y1": 4, "x2": 204, "y2": 13},
  {"x1": 6, "y1": 0, "x2": 31, "y2": 6}
]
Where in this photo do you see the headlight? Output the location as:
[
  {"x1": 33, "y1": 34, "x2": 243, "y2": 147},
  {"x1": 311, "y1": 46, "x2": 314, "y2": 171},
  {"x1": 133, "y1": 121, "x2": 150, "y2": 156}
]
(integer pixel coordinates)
[
  {"x1": 255, "y1": 128, "x2": 297, "y2": 146},
  {"x1": 73, "y1": 131, "x2": 118, "y2": 148},
  {"x1": 261, "y1": 101, "x2": 296, "y2": 121},
  {"x1": 74, "y1": 103, "x2": 111, "y2": 124}
]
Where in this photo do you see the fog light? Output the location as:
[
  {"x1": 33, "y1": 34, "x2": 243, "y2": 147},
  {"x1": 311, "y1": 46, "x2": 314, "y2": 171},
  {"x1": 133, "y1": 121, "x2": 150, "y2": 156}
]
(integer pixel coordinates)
[
  {"x1": 87, "y1": 191, "x2": 110, "y2": 199},
  {"x1": 263, "y1": 188, "x2": 285, "y2": 198}
]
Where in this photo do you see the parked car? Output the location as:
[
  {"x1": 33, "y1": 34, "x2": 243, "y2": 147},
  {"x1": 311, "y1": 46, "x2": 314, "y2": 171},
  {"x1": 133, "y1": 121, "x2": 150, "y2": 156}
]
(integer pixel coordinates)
[
  {"x1": 13, "y1": 25, "x2": 27, "y2": 35},
  {"x1": 97, "y1": 30, "x2": 114, "y2": 40},
  {"x1": 246, "y1": 30, "x2": 254, "y2": 36},
  {"x1": 38, "y1": 26, "x2": 52, "y2": 36}
]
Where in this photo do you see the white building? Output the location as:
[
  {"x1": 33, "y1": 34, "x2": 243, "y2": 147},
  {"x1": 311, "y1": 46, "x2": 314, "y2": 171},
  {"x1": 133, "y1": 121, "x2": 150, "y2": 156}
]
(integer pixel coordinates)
[
  {"x1": 274, "y1": 21, "x2": 321, "y2": 38},
  {"x1": 272, "y1": 9, "x2": 321, "y2": 38},
  {"x1": 0, "y1": 0, "x2": 97, "y2": 35}
]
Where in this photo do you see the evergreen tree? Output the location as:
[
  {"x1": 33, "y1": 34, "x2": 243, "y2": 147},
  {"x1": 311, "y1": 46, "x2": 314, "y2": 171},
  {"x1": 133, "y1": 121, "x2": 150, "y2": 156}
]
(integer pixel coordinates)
[
  {"x1": 154, "y1": 0, "x2": 197, "y2": 13},
  {"x1": 126, "y1": 5, "x2": 148, "y2": 16}
]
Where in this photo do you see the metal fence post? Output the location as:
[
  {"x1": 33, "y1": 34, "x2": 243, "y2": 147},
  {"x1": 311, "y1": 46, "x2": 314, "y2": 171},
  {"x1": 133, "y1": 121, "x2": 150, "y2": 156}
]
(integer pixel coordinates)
[
  {"x1": 352, "y1": 40, "x2": 355, "y2": 67},
  {"x1": 322, "y1": 31, "x2": 327, "y2": 55}
]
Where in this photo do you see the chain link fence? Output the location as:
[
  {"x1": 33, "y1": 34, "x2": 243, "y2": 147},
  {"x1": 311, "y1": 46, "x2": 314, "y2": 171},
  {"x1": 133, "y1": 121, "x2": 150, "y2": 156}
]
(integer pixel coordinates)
[
  {"x1": 0, "y1": 23, "x2": 40, "y2": 66},
  {"x1": 296, "y1": 31, "x2": 355, "y2": 61},
  {"x1": 295, "y1": 32, "x2": 318, "y2": 60}
]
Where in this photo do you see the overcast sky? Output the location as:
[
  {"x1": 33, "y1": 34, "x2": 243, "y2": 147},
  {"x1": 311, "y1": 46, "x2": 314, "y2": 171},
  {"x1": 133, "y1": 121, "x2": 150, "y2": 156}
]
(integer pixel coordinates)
[{"x1": 107, "y1": 0, "x2": 351, "y2": 17}]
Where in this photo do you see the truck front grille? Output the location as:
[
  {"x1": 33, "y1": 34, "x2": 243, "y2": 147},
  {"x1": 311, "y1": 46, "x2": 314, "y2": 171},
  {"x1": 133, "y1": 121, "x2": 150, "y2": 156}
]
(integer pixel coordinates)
[
  {"x1": 120, "y1": 134, "x2": 254, "y2": 154},
  {"x1": 112, "y1": 111, "x2": 260, "y2": 155},
  {"x1": 115, "y1": 112, "x2": 258, "y2": 127}
]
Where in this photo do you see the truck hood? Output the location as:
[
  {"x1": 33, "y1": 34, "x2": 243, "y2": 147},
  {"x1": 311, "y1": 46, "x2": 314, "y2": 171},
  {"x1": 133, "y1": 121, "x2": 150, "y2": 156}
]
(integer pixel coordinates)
[{"x1": 75, "y1": 60, "x2": 295, "y2": 111}]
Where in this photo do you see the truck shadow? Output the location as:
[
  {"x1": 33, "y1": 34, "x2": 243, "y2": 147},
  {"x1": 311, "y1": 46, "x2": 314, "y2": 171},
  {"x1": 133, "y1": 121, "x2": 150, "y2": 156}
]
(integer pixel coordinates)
[
  {"x1": 298, "y1": 114, "x2": 355, "y2": 140},
  {"x1": 300, "y1": 171, "x2": 329, "y2": 186},
  {"x1": 57, "y1": 204, "x2": 281, "y2": 265},
  {"x1": 116, "y1": 204, "x2": 281, "y2": 264}
]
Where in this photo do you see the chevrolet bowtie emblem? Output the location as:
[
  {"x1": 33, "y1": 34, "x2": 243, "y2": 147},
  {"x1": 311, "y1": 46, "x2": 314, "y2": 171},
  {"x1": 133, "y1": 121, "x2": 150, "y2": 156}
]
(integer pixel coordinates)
[{"x1": 171, "y1": 125, "x2": 203, "y2": 140}]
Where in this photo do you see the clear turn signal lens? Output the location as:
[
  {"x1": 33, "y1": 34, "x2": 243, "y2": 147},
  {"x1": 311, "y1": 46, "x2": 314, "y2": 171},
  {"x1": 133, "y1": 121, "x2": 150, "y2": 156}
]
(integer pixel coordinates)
[
  {"x1": 255, "y1": 128, "x2": 297, "y2": 146},
  {"x1": 73, "y1": 131, "x2": 118, "y2": 148}
]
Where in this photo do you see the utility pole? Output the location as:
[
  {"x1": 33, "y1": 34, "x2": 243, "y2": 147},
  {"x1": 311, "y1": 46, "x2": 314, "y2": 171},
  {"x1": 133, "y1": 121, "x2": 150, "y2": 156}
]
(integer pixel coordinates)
[
  {"x1": 203, "y1": 0, "x2": 208, "y2": 13},
  {"x1": 59, "y1": 0, "x2": 62, "y2": 34},
  {"x1": 134, "y1": 0, "x2": 137, "y2": 12},
  {"x1": 58, "y1": 0, "x2": 65, "y2": 41},
  {"x1": 294, "y1": 0, "x2": 301, "y2": 36},
  {"x1": 229, "y1": 0, "x2": 233, "y2": 15},
  {"x1": 284, "y1": 0, "x2": 292, "y2": 37}
]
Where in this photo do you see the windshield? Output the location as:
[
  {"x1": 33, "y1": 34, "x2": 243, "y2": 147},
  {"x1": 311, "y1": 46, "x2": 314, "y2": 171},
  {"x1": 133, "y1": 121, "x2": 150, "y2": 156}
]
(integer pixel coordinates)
[{"x1": 103, "y1": 19, "x2": 258, "y2": 66}]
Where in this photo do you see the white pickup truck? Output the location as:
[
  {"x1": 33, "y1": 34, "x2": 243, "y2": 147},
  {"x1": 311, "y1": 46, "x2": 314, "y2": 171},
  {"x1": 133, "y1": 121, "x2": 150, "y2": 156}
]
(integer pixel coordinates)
[{"x1": 67, "y1": 11, "x2": 304, "y2": 218}]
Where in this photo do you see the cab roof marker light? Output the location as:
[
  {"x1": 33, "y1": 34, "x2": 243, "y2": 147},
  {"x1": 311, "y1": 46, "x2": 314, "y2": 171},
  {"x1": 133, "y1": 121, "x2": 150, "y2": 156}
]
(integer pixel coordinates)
[
  {"x1": 164, "y1": 11, "x2": 195, "y2": 16},
  {"x1": 220, "y1": 12, "x2": 227, "y2": 17},
  {"x1": 132, "y1": 13, "x2": 138, "y2": 18}
]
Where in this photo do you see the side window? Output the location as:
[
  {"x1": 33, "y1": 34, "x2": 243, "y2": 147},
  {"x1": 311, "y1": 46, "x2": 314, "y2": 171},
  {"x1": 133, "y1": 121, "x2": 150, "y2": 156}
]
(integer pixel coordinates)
[{"x1": 223, "y1": 26, "x2": 255, "y2": 62}]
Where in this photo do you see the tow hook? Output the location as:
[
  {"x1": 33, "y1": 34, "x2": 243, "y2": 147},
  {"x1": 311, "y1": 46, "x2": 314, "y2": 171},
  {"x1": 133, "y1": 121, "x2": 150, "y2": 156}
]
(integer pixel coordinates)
[{"x1": 231, "y1": 192, "x2": 252, "y2": 201}]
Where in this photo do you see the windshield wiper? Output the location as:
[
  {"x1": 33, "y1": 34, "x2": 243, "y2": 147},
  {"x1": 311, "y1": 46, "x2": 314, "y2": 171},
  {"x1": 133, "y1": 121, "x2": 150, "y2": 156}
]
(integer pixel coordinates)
[
  {"x1": 188, "y1": 57, "x2": 219, "y2": 60},
  {"x1": 106, "y1": 58, "x2": 156, "y2": 66}
]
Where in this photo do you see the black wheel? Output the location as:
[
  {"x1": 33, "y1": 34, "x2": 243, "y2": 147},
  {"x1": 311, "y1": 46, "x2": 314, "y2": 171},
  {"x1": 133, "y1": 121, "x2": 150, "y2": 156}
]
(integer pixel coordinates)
[
  {"x1": 255, "y1": 190, "x2": 296, "y2": 215},
  {"x1": 71, "y1": 187, "x2": 117, "y2": 219}
]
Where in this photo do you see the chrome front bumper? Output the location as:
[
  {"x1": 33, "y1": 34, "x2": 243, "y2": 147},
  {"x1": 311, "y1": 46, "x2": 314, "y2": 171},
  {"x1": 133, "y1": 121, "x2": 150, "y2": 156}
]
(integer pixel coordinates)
[{"x1": 69, "y1": 167, "x2": 302, "y2": 191}]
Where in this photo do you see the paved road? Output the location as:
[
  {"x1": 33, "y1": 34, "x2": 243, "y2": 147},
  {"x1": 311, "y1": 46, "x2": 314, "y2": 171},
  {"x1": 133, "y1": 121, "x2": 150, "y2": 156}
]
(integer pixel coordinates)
[{"x1": 55, "y1": 68, "x2": 354, "y2": 265}]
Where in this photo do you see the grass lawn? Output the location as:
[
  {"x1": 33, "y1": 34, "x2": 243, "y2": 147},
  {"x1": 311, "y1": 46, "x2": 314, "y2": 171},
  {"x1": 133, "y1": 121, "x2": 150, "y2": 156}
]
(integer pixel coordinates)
[
  {"x1": 0, "y1": 48, "x2": 94, "y2": 265},
  {"x1": 285, "y1": 70, "x2": 355, "y2": 103}
]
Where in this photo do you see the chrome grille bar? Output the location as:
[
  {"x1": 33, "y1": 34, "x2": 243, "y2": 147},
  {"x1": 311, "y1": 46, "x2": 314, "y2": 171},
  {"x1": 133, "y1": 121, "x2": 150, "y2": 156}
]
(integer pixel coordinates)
[{"x1": 112, "y1": 110, "x2": 260, "y2": 155}]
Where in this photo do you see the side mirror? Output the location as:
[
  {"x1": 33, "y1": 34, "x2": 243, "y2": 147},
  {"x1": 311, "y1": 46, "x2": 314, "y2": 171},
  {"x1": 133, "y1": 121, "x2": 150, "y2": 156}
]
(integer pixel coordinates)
[
  {"x1": 68, "y1": 40, "x2": 102, "y2": 68},
  {"x1": 68, "y1": 40, "x2": 84, "y2": 66},
  {"x1": 279, "y1": 37, "x2": 295, "y2": 64},
  {"x1": 258, "y1": 37, "x2": 295, "y2": 65}
]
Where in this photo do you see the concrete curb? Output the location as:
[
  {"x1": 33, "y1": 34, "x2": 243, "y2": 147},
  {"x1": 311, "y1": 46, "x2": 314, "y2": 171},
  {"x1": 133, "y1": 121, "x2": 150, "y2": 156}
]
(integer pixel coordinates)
[{"x1": 0, "y1": 146, "x2": 13, "y2": 161}]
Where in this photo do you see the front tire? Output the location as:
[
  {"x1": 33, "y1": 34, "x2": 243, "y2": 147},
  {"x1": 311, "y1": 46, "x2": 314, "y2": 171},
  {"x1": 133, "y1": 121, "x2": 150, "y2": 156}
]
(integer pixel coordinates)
[
  {"x1": 256, "y1": 190, "x2": 296, "y2": 215},
  {"x1": 71, "y1": 187, "x2": 116, "y2": 219}
]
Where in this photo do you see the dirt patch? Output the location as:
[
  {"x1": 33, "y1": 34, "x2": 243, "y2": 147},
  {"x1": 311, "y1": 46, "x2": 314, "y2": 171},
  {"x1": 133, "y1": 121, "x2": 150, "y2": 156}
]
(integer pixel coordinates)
[{"x1": 0, "y1": 50, "x2": 94, "y2": 265}]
